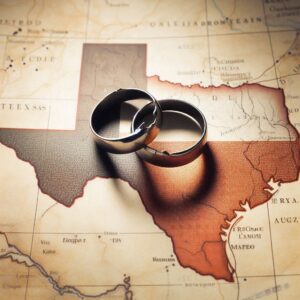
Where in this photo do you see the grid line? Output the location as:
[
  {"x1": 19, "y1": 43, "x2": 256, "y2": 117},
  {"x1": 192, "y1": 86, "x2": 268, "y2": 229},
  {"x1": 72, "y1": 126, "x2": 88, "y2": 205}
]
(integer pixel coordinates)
[{"x1": 0, "y1": 29, "x2": 297, "y2": 40}]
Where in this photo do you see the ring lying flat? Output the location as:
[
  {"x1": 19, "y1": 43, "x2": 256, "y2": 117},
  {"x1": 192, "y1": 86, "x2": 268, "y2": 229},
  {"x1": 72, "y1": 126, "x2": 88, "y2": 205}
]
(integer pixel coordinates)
[
  {"x1": 90, "y1": 88, "x2": 162, "y2": 154},
  {"x1": 131, "y1": 99, "x2": 207, "y2": 167}
]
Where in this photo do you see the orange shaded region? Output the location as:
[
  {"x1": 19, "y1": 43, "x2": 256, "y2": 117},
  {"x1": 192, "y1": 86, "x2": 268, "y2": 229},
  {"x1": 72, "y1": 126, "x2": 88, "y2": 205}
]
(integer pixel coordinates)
[{"x1": 134, "y1": 140, "x2": 299, "y2": 281}]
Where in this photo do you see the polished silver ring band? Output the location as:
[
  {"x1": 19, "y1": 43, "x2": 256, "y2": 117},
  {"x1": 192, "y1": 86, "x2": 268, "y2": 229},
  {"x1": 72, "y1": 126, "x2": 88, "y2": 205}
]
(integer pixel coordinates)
[
  {"x1": 90, "y1": 88, "x2": 162, "y2": 154},
  {"x1": 131, "y1": 99, "x2": 207, "y2": 167}
]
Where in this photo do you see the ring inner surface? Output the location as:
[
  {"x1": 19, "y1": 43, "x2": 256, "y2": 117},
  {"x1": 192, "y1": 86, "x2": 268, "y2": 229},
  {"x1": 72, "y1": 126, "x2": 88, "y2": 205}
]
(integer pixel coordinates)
[
  {"x1": 91, "y1": 91, "x2": 155, "y2": 140},
  {"x1": 133, "y1": 101, "x2": 204, "y2": 155}
]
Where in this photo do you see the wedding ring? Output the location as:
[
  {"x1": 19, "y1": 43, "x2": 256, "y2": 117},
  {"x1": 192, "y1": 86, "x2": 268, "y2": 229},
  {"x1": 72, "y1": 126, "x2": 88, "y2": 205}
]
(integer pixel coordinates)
[
  {"x1": 90, "y1": 88, "x2": 162, "y2": 154},
  {"x1": 131, "y1": 99, "x2": 207, "y2": 167}
]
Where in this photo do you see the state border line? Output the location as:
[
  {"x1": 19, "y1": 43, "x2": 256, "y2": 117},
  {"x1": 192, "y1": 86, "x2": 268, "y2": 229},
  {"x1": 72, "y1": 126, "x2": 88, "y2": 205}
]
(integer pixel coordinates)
[
  {"x1": 261, "y1": 1, "x2": 289, "y2": 299},
  {"x1": 24, "y1": 74, "x2": 54, "y2": 300},
  {"x1": 205, "y1": 0, "x2": 213, "y2": 86},
  {"x1": 261, "y1": 4, "x2": 279, "y2": 300}
]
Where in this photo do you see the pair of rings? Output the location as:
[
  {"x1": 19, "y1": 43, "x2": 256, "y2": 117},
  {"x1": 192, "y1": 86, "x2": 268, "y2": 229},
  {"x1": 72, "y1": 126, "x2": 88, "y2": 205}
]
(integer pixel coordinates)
[{"x1": 90, "y1": 88, "x2": 207, "y2": 167}]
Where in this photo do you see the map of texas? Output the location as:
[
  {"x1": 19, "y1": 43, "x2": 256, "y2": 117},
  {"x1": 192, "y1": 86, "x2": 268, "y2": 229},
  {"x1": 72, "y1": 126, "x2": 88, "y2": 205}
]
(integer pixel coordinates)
[{"x1": 0, "y1": 44, "x2": 299, "y2": 282}]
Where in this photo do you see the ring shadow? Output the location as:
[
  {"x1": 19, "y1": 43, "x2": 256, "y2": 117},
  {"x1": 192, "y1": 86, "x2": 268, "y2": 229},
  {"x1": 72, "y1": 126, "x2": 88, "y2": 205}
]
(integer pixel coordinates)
[
  {"x1": 139, "y1": 143, "x2": 217, "y2": 214},
  {"x1": 94, "y1": 141, "x2": 217, "y2": 215}
]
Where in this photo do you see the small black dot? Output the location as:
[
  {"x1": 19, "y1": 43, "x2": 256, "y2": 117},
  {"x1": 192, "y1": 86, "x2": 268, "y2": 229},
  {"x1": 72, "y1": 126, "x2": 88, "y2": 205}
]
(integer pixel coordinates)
[
  {"x1": 276, "y1": 60, "x2": 279, "y2": 63},
  {"x1": 172, "y1": 263, "x2": 175, "y2": 267},
  {"x1": 288, "y1": 51, "x2": 292, "y2": 55},
  {"x1": 23, "y1": 62, "x2": 26, "y2": 65},
  {"x1": 18, "y1": 28, "x2": 22, "y2": 32},
  {"x1": 244, "y1": 278, "x2": 247, "y2": 281},
  {"x1": 35, "y1": 68, "x2": 38, "y2": 71},
  {"x1": 9, "y1": 64, "x2": 12, "y2": 67}
]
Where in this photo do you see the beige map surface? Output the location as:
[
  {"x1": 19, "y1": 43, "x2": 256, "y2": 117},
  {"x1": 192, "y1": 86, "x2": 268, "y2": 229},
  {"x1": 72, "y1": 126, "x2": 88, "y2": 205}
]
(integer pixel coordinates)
[{"x1": 0, "y1": 0, "x2": 299, "y2": 299}]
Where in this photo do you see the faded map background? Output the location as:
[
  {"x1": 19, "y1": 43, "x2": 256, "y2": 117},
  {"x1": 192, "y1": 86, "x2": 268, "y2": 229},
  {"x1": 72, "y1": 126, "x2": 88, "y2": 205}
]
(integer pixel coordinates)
[{"x1": 0, "y1": 0, "x2": 300, "y2": 299}]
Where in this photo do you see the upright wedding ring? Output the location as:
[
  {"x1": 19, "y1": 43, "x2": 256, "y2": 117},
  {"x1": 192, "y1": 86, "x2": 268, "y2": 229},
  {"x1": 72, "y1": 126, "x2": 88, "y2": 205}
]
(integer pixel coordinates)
[
  {"x1": 90, "y1": 88, "x2": 162, "y2": 154},
  {"x1": 131, "y1": 99, "x2": 207, "y2": 167}
]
